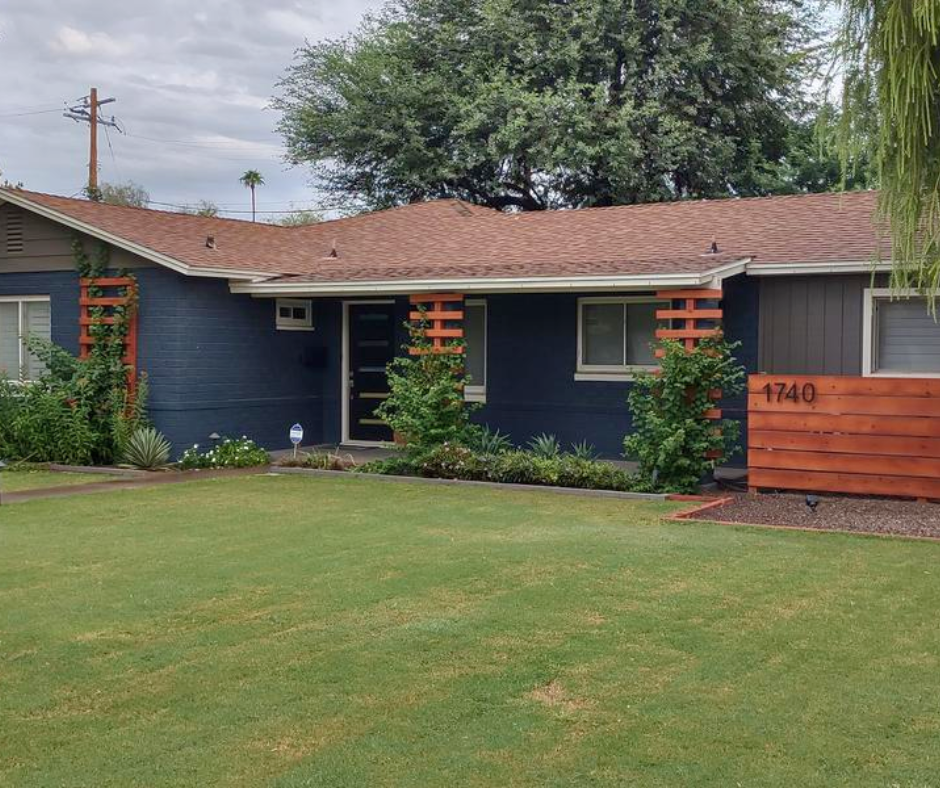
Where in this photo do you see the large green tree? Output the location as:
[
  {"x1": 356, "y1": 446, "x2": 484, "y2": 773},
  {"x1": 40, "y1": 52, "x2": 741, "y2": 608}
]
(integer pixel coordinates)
[
  {"x1": 276, "y1": 0, "x2": 822, "y2": 211},
  {"x1": 832, "y1": 1, "x2": 940, "y2": 298}
]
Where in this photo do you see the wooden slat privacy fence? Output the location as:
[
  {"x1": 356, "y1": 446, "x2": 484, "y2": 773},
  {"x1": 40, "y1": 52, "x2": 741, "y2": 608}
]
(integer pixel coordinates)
[{"x1": 748, "y1": 374, "x2": 940, "y2": 501}]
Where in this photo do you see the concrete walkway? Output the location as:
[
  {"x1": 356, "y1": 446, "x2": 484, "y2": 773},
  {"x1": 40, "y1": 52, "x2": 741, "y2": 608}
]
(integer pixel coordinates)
[{"x1": 0, "y1": 467, "x2": 265, "y2": 505}]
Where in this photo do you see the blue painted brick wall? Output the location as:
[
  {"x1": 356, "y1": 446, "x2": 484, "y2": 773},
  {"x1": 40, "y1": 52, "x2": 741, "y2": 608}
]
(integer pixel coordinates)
[{"x1": 2, "y1": 269, "x2": 759, "y2": 462}]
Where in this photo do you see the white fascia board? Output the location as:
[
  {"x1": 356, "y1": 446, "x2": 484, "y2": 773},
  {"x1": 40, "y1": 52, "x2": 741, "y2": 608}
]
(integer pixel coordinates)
[
  {"x1": 0, "y1": 190, "x2": 262, "y2": 281},
  {"x1": 229, "y1": 258, "x2": 751, "y2": 297},
  {"x1": 746, "y1": 260, "x2": 891, "y2": 276}
]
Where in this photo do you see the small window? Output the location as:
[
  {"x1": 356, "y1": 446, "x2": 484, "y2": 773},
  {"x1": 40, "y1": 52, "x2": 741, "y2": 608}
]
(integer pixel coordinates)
[
  {"x1": 4, "y1": 209, "x2": 24, "y2": 255},
  {"x1": 0, "y1": 296, "x2": 51, "y2": 381},
  {"x1": 276, "y1": 298, "x2": 313, "y2": 331},
  {"x1": 576, "y1": 297, "x2": 665, "y2": 380},
  {"x1": 864, "y1": 289, "x2": 940, "y2": 376},
  {"x1": 464, "y1": 300, "x2": 487, "y2": 402}
]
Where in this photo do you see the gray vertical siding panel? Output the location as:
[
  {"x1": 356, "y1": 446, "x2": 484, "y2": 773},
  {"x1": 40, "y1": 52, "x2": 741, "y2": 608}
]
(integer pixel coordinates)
[{"x1": 758, "y1": 273, "x2": 886, "y2": 375}]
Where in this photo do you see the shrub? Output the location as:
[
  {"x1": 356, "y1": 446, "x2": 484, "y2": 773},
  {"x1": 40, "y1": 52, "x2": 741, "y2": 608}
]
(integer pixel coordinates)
[
  {"x1": 0, "y1": 379, "x2": 98, "y2": 465},
  {"x1": 179, "y1": 437, "x2": 269, "y2": 469},
  {"x1": 528, "y1": 433, "x2": 561, "y2": 459},
  {"x1": 418, "y1": 442, "x2": 490, "y2": 480},
  {"x1": 122, "y1": 427, "x2": 171, "y2": 469},
  {"x1": 277, "y1": 450, "x2": 351, "y2": 471},
  {"x1": 375, "y1": 311, "x2": 479, "y2": 449},
  {"x1": 356, "y1": 454, "x2": 422, "y2": 477},
  {"x1": 624, "y1": 335, "x2": 746, "y2": 494}
]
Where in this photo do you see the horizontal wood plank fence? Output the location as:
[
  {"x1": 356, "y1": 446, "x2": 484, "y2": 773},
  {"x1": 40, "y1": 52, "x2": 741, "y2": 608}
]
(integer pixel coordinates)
[{"x1": 748, "y1": 374, "x2": 940, "y2": 501}]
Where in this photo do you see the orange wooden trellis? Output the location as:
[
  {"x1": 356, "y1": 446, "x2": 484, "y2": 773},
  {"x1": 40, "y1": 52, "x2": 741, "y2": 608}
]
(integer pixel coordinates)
[
  {"x1": 408, "y1": 293, "x2": 464, "y2": 354},
  {"x1": 79, "y1": 276, "x2": 139, "y2": 395},
  {"x1": 656, "y1": 288, "x2": 725, "y2": 457}
]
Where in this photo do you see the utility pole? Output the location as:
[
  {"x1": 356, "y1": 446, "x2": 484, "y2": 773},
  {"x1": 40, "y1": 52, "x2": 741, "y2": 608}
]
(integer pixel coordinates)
[{"x1": 64, "y1": 88, "x2": 120, "y2": 198}]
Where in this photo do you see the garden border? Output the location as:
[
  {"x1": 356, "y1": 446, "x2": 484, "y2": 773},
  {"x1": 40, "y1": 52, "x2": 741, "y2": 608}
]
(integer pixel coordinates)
[
  {"x1": 270, "y1": 466, "x2": 669, "y2": 501},
  {"x1": 666, "y1": 496, "x2": 940, "y2": 543}
]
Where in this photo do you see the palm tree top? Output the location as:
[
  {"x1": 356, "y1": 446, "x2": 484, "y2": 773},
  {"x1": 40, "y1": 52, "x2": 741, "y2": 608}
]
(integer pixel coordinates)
[{"x1": 239, "y1": 170, "x2": 264, "y2": 188}]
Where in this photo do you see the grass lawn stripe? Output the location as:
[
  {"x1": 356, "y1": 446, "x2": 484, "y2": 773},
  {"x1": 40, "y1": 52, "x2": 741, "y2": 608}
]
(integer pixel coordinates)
[{"x1": 0, "y1": 475, "x2": 937, "y2": 787}]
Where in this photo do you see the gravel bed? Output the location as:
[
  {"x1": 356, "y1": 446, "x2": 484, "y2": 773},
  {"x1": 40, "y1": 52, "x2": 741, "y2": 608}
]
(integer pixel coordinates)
[{"x1": 690, "y1": 492, "x2": 940, "y2": 539}]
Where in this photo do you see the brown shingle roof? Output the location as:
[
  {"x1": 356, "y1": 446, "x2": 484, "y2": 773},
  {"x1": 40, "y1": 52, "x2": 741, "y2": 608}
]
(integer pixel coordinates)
[{"x1": 1, "y1": 187, "x2": 884, "y2": 284}]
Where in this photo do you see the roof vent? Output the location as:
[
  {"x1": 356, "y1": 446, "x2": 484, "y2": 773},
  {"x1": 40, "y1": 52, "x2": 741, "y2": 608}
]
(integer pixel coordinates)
[
  {"x1": 708, "y1": 239, "x2": 720, "y2": 255},
  {"x1": 5, "y1": 209, "x2": 24, "y2": 255},
  {"x1": 328, "y1": 239, "x2": 339, "y2": 258},
  {"x1": 205, "y1": 235, "x2": 216, "y2": 250}
]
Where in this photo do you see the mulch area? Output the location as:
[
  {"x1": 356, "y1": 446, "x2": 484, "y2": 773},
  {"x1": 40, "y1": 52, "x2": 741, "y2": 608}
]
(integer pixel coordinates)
[{"x1": 684, "y1": 492, "x2": 940, "y2": 540}]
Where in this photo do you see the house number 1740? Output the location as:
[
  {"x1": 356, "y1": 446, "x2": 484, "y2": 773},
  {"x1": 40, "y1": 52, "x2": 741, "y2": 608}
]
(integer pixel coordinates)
[{"x1": 761, "y1": 381, "x2": 817, "y2": 404}]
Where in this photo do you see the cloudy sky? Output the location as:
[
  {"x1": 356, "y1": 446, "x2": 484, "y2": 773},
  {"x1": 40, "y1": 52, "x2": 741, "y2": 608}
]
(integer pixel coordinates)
[{"x1": 0, "y1": 0, "x2": 382, "y2": 219}]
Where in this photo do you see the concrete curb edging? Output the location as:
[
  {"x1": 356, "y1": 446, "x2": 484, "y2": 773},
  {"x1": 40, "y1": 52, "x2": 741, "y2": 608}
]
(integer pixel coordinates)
[
  {"x1": 269, "y1": 466, "x2": 669, "y2": 502},
  {"x1": 48, "y1": 464, "x2": 150, "y2": 477}
]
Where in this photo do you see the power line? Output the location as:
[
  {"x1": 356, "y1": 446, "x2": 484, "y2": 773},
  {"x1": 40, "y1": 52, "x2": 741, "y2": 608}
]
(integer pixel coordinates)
[{"x1": 0, "y1": 107, "x2": 63, "y2": 119}]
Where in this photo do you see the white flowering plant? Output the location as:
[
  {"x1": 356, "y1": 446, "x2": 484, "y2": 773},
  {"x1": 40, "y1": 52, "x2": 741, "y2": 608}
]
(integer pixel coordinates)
[{"x1": 178, "y1": 436, "x2": 269, "y2": 469}]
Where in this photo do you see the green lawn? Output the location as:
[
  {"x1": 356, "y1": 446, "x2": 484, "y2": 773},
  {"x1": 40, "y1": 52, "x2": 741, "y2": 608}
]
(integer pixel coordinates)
[
  {"x1": 1, "y1": 468, "x2": 125, "y2": 493},
  {"x1": 1, "y1": 476, "x2": 938, "y2": 787}
]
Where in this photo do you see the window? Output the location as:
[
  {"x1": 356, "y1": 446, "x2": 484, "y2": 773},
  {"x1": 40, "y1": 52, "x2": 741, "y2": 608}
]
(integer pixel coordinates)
[
  {"x1": 864, "y1": 289, "x2": 940, "y2": 376},
  {"x1": 276, "y1": 298, "x2": 313, "y2": 330},
  {"x1": 0, "y1": 296, "x2": 51, "y2": 381},
  {"x1": 464, "y1": 300, "x2": 487, "y2": 402},
  {"x1": 576, "y1": 297, "x2": 665, "y2": 380}
]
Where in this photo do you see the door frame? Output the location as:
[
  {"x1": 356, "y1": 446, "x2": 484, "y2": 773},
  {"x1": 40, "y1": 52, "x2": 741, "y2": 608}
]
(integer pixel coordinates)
[{"x1": 341, "y1": 299, "x2": 397, "y2": 446}]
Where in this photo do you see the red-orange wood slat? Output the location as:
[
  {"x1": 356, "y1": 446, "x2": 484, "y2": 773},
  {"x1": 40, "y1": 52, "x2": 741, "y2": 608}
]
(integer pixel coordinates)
[
  {"x1": 750, "y1": 447, "x2": 940, "y2": 480},
  {"x1": 749, "y1": 411, "x2": 940, "y2": 438},
  {"x1": 80, "y1": 297, "x2": 131, "y2": 307},
  {"x1": 656, "y1": 308, "x2": 724, "y2": 320},
  {"x1": 79, "y1": 277, "x2": 135, "y2": 287},
  {"x1": 409, "y1": 310, "x2": 464, "y2": 321},
  {"x1": 749, "y1": 375, "x2": 940, "y2": 398},
  {"x1": 748, "y1": 393, "x2": 940, "y2": 418},
  {"x1": 424, "y1": 328, "x2": 463, "y2": 339},
  {"x1": 79, "y1": 316, "x2": 118, "y2": 325},
  {"x1": 749, "y1": 468, "x2": 940, "y2": 501},
  {"x1": 749, "y1": 430, "x2": 940, "y2": 459},
  {"x1": 656, "y1": 328, "x2": 721, "y2": 340}
]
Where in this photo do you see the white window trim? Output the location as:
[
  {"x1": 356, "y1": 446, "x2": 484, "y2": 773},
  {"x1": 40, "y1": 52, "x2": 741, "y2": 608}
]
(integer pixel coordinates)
[
  {"x1": 575, "y1": 296, "x2": 665, "y2": 381},
  {"x1": 863, "y1": 288, "x2": 940, "y2": 378},
  {"x1": 276, "y1": 298, "x2": 314, "y2": 331},
  {"x1": 464, "y1": 298, "x2": 487, "y2": 403},
  {"x1": 0, "y1": 295, "x2": 51, "y2": 382}
]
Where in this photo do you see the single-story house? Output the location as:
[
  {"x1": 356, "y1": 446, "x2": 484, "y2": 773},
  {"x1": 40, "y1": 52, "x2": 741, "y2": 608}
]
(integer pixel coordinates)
[{"x1": 1, "y1": 187, "x2": 935, "y2": 462}]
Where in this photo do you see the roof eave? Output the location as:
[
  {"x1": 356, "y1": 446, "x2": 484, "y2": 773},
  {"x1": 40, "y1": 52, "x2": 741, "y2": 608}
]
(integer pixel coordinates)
[
  {"x1": 0, "y1": 188, "x2": 266, "y2": 281},
  {"x1": 229, "y1": 258, "x2": 751, "y2": 296}
]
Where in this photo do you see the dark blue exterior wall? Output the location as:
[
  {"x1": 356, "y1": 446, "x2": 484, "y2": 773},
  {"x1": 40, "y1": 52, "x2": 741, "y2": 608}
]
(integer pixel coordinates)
[
  {"x1": 0, "y1": 267, "x2": 339, "y2": 457},
  {"x1": 470, "y1": 277, "x2": 758, "y2": 461},
  {"x1": 133, "y1": 269, "x2": 339, "y2": 455},
  {"x1": 1, "y1": 267, "x2": 759, "y2": 462},
  {"x1": 719, "y1": 274, "x2": 760, "y2": 466}
]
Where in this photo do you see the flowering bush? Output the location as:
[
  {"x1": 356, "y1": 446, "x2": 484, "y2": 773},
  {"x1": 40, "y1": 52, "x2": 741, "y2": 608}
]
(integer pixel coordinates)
[{"x1": 178, "y1": 436, "x2": 269, "y2": 469}]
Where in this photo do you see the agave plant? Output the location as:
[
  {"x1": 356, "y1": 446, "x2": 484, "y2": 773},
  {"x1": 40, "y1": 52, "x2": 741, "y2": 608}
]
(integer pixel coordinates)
[
  {"x1": 470, "y1": 425, "x2": 513, "y2": 455},
  {"x1": 569, "y1": 440, "x2": 599, "y2": 461},
  {"x1": 122, "y1": 427, "x2": 171, "y2": 470},
  {"x1": 528, "y1": 432, "x2": 561, "y2": 459}
]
